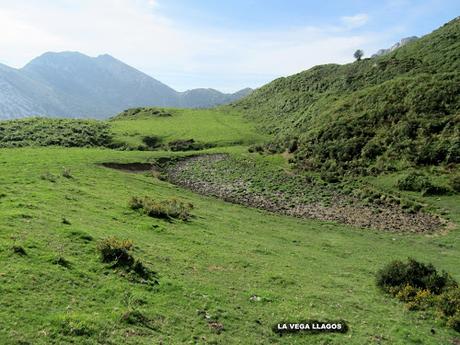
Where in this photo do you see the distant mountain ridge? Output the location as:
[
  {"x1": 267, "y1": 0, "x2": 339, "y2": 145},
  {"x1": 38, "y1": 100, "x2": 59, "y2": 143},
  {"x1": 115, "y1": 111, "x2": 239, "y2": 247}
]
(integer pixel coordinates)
[
  {"x1": 0, "y1": 52, "x2": 252, "y2": 119},
  {"x1": 371, "y1": 36, "x2": 419, "y2": 57}
]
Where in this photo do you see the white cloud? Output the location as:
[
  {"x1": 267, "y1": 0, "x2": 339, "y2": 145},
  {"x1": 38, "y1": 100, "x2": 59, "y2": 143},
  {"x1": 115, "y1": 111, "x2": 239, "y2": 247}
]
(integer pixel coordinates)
[
  {"x1": 341, "y1": 13, "x2": 370, "y2": 29},
  {"x1": 0, "y1": 1, "x2": 379, "y2": 91}
]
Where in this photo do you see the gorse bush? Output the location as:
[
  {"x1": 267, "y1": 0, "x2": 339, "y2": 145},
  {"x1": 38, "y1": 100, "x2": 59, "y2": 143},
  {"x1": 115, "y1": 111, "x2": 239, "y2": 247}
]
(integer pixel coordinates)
[
  {"x1": 97, "y1": 237, "x2": 134, "y2": 267},
  {"x1": 376, "y1": 258, "x2": 456, "y2": 294},
  {"x1": 130, "y1": 196, "x2": 193, "y2": 221},
  {"x1": 377, "y1": 258, "x2": 460, "y2": 332}
]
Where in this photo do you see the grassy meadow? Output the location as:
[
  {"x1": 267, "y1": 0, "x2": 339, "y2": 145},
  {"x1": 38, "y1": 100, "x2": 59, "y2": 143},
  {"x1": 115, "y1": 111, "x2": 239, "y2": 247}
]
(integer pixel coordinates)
[
  {"x1": 0, "y1": 107, "x2": 459, "y2": 344},
  {"x1": 110, "y1": 108, "x2": 268, "y2": 149}
]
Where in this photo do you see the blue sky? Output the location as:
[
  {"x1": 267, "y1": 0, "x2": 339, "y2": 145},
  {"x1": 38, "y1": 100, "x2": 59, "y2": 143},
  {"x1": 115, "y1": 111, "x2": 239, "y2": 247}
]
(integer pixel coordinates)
[{"x1": 0, "y1": 0, "x2": 458, "y2": 92}]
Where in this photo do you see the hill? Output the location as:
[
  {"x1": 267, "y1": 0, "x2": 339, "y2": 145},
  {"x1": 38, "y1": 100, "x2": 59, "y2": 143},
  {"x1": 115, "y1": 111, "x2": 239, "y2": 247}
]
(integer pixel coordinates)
[
  {"x1": 233, "y1": 17, "x2": 460, "y2": 177},
  {"x1": 0, "y1": 52, "x2": 251, "y2": 119}
]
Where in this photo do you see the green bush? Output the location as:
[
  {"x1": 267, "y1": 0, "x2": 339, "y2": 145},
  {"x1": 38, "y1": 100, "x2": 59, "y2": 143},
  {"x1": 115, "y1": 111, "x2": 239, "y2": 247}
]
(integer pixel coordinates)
[
  {"x1": 438, "y1": 288, "x2": 460, "y2": 318},
  {"x1": 449, "y1": 175, "x2": 460, "y2": 193},
  {"x1": 376, "y1": 258, "x2": 456, "y2": 294},
  {"x1": 130, "y1": 196, "x2": 193, "y2": 221},
  {"x1": 396, "y1": 171, "x2": 450, "y2": 195},
  {"x1": 396, "y1": 172, "x2": 433, "y2": 192},
  {"x1": 447, "y1": 313, "x2": 460, "y2": 332},
  {"x1": 377, "y1": 259, "x2": 460, "y2": 332},
  {"x1": 167, "y1": 139, "x2": 212, "y2": 151},
  {"x1": 142, "y1": 135, "x2": 162, "y2": 149}
]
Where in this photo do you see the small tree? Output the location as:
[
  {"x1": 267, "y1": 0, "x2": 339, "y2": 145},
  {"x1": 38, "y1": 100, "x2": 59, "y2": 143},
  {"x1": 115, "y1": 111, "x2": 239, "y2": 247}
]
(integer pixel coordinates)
[{"x1": 354, "y1": 49, "x2": 364, "y2": 61}]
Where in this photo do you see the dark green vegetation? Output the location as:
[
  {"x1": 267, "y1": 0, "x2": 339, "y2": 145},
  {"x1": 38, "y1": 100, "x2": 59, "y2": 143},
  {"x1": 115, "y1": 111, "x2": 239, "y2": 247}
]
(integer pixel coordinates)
[
  {"x1": 234, "y1": 17, "x2": 460, "y2": 177},
  {"x1": 113, "y1": 107, "x2": 173, "y2": 120},
  {"x1": 0, "y1": 117, "x2": 112, "y2": 148},
  {"x1": 377, "y1": 259, "x2": 460, "y2": 331},
  {"x1": 396, "y1": 171, "x2": 451, "y2": 196}
]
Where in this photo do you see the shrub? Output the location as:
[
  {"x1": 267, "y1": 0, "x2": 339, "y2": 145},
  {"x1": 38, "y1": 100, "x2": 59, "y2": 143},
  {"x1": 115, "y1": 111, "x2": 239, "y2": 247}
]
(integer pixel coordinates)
[
  {"x1": 377, "y1": 259, "x2": 460, "y2": 333},
  {"x1": 396, "y1": 172, "x2": 432, "y2": 192},
  {"x1": 130, "y1": 196, "x2": 193, "y2": 221},
  {"x1": 447, "y1": 313, "x2": 460, "y2": 332},
  {"x1": 396, "y1": 171, "x2": 449, "y2": 195},
  {"x1": 376, "y1": 258, "x2": 456, "y2": 295},
  {"x1": 167, "y1": 139, "x2": 212, "y2": 151},
  {"x1": 142, "y1": 136, "x2": 161, "y2": 149},
  {"x1": 449, "y1": 175, "x2": 460, "y2": 193},
  {"x1": 12, "y1": 245, "x2": 27, "y2": 256},
  {"x1": 97, "y1": 237, "x2": 134, "y2": 267},
  {"x1": 438, "y1": 288, "x2": 460, "y2": 318}
]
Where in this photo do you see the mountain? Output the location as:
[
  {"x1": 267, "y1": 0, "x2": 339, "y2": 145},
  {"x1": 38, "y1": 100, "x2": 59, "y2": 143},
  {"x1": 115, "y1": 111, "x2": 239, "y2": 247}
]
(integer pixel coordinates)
[
  {"x1": 178, "y1": 87, "x2": 253, "y2": 108},
  {"x1": 371, "y1": 36, "x2": 419, "y2": 57},
  {"x1": 0, "y1": 52, "x2": 251, "y2": 119},
  {"x1": 233, "y1": 17, "x2": 460, "y2": 175}
]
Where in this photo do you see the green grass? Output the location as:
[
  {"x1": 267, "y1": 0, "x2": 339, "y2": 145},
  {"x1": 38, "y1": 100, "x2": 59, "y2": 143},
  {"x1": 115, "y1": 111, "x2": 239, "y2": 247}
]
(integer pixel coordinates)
[
  {"x1": 110, "y1": 108, "x2": 268, "y2": 149},
  {"x1": 0, "y1": 146, "x2": 459, "y2": 344}
]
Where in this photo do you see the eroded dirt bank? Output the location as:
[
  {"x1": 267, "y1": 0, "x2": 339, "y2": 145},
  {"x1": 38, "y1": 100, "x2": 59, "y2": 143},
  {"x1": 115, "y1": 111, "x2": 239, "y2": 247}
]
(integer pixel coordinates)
[
  {"x1": 102, "y1": 154, "x2": 445, "y2": 232},
  {"x1": 163, "y1": 154, "x2": 444, "y2": 233}
]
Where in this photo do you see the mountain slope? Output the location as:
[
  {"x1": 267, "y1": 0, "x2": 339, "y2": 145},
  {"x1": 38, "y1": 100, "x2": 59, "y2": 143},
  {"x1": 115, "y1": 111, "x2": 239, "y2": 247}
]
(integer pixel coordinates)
[
  {"x1": 0, "y1": 52, "x2": 251, "y2": 119},
  {"x1": 234, "y1": 17, "x2": 460, "y2": 175}
]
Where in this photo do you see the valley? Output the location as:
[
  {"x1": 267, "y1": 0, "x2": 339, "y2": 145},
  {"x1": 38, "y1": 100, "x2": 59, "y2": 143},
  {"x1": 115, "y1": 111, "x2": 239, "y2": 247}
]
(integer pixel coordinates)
[{"x1": 0, "y1": 16, "x2": 459, "y2": 345}]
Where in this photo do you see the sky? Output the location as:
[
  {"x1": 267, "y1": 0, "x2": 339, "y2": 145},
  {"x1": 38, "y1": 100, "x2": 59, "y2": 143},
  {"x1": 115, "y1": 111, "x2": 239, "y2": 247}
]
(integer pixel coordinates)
[{"x1": 0, "y1": 0, "x2": 458, "y2": 92}]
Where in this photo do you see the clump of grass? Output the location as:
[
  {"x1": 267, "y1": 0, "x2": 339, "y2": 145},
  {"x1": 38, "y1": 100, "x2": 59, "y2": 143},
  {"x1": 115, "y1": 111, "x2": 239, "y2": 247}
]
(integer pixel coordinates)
[
  {"x1": 41, "y1": 171, "x2": 57, "y2": 182},
  {"x1": 97, "y1": 237, "x2": 158, "y2": 283},
  {"x1": 55, "y1": 314, "x2": 96, "y2": 337},
  {"x1": 130, "y1": 196, "x2": 193, "y2": 221},
  {"x1": 62, "y1": 167, "x2": 73, "y2": 179},
  {"x1": 377, "y1": 258, "x2": 460, "y2": 332},
  {"x1": 97, "y1": 237, "x2": 134, "y2": 267},
  {"x1": 62, "y1": 217, "x2": 71, "y2": 225},
  {"x1": 12, "y1": 245, "x2": 27, "y2": 256},
  {"x1": 52, "y1": 256, "x2": 72, "y2": 269}
]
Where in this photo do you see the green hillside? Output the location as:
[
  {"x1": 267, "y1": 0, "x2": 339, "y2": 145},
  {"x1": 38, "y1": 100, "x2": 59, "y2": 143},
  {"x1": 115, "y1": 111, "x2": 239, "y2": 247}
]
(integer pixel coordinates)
[{"x1": 234, "y1": 17, "x2": 460, "y2": 176}]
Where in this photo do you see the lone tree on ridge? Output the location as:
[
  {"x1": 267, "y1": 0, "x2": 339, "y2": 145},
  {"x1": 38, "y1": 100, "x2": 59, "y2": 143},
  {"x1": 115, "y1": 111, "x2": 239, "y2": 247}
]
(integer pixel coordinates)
[{"x1": 354, "y1": 49, "x2": 364, "y2": 61}]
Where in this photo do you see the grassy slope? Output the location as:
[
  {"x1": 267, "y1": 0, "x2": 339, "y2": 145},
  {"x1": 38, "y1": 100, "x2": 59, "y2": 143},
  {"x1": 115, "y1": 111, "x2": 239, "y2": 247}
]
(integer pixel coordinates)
[
  {"x1": 110, "y1": 108, "x2": 267, "y2": 149},
  {"x1": 233, "y1": 18, "x2": 460, "y2": 174},
  {"x1": 0, "y1": 19, "x2": 459, "y2": 344},
  {"x1": 0, "y1": 144, "x2": 459, "y2": 344}
]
